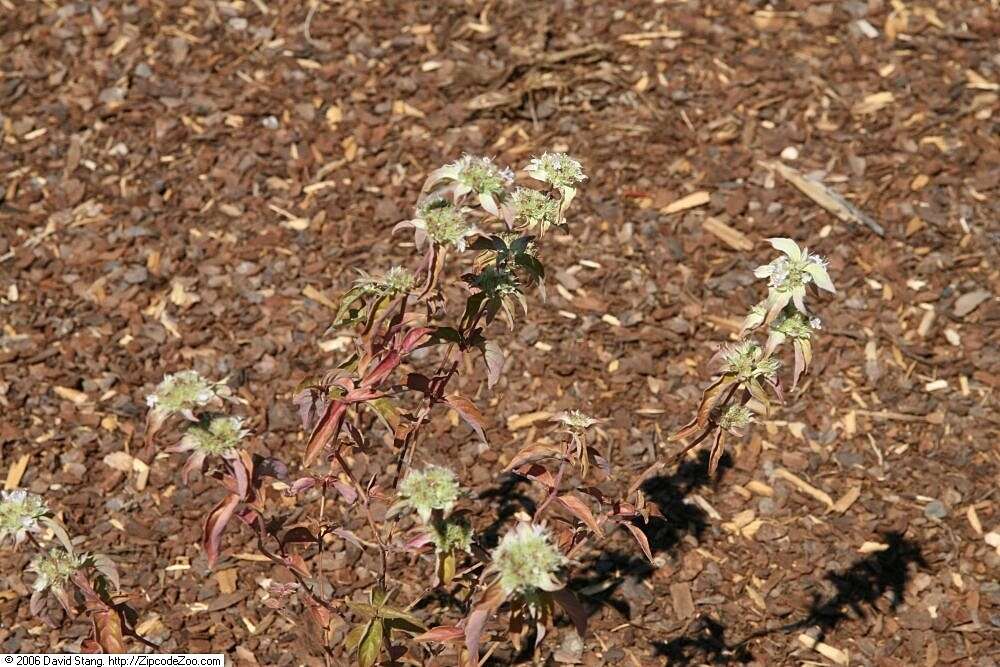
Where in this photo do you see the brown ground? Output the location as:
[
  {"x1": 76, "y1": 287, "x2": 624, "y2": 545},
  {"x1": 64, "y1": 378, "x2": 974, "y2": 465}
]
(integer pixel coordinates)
[{"x1": 1, "y1": 1, "x2": 999, "y2": 665}]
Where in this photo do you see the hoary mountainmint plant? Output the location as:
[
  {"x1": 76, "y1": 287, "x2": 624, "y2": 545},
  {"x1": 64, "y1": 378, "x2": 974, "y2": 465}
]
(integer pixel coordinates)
[
  {"x1": 144, "y1": 154, "x2": 659, "y2": 665},
  {"x1": 0, "y1": 490, "x2": 153, "y2": 652},
  {"x1": 670, "y1": 237, "x2": 835, "y2": 474}
]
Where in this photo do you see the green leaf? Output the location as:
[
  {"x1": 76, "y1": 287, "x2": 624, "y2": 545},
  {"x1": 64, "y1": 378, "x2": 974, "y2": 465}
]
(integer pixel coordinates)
[
  {"x1": 346, "y1": 601, "x2": 379, "y2": 618},
  {"x1": 377, "y1": 606, "x2": 426, "y2": 632},
  {"x1": 358, "y1": 618, "x2": 384, "y2": 667},
  {"x1": 345, "y1": 622, "x2": 370, "y2": 653},
  {"x1": 367, "y1": 397, "x2": 400, "y2": 431}
]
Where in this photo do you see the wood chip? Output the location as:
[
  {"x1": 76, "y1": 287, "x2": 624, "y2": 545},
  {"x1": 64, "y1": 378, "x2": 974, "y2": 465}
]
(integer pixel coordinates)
[
  {"x1": 851, "y1": 91, "x2": 894, "y2": 115},
  {"x1": 670, "y1": 582, "x2": 696, "y2": 619},
  {"x1": 832, "y1": 485, "x2": 861, "y2": 514},
  {"x1": 302, "y1": 285, "x2": 339, "y2": 310},
  {"x1": 661, "y1": 190, "x2": 710, "y2": 214},
  {"x1": 763, "y1": 161, "x2": 884, "y2": 236},
  {"x1": 702, "y1": 217, "x2": 754, "y2": 250},
  {"x1": 215, "y1": 568, "x2": 238, "y2": 594},
  {"x1": 966, "y1": 506, "x2": 982, "y2": 536},
  {"x1": 953, "y1": 290, "x2": 991, "y2": 317},
  {"x1": 53, "y1": 386, "x2": 89, "y2": 404},
  {"x1": 798, "y1": 634, "x2": 849, "y2": 665},
  {"x1": 774, "y1": 468, "x2": 834, "y2": 509},
  {"x1": 4, "y1": 454, "x2": 30, "y2": 490},
  {"x1": 858, "y1": 541, "x2": 890, "y2": 553},
  {"x1": 746, "y1": 480, "x2": 774, "y2": 497},
  {"x1": 103, "y1": 451, "x2": 134, "y2": 473},
  {"x1": 506, "y1": 411, "x2": 552, "y2": 431}
]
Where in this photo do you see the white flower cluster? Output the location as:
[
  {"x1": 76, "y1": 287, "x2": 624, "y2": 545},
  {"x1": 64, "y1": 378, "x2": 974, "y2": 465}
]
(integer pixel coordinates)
[
  {"x1": 492, "y1": 523, "x2": 565, "y2": 596},
  {"x1": 0, "y1": 490, "x2": 48, "y2": 546}
]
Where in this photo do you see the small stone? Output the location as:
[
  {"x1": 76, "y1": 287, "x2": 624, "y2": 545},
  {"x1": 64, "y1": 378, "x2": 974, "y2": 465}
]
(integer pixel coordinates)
[
  {"x1": 261, "y1": 116, "x2": 279, "y2": 129},
  {"x1": 123, "y1": 266, "x2": 148, "y2": 284},
  {"x1": 923, "y1": 500, "x2": 948, "y2": 520},
  {"x1": 228, "y1": 17, "x2": 248, "y2": 31},
  {"x1": 780, "y1": 146, "x2": 799, "y2": 160},
  {"x1": 134, "y1": 62, "x2": 152, "y2": 78}
]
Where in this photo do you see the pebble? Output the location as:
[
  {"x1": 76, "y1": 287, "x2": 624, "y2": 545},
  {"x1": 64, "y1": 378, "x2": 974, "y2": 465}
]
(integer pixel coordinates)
[
  {"x1": 923, "y1": 500, "x2": 948, "y2": 520},
  {"x1": 261, "y1": 115, "x2": 279, "y2": 129},
  {"x1": 780, "y1": 146, "x2": 799, "y2": 160},
  {"x1": 123, "y1": 266, "x2": 149, "y2": 284},
  {"x1": 228, "y1": 17, "x2": 248, "y2": 31}
]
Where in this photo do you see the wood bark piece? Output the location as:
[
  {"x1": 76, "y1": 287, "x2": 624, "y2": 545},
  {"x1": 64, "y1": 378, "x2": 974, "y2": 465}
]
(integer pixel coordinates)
[{"x1": 763, "y1": 161, "x2": 885, "y2": 236}]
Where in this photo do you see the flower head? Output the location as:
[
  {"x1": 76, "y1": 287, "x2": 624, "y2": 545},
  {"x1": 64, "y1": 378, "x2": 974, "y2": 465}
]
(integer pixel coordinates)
[
  {"x1": 429, "y1": 516, "x2": 473, "y2": 554},
  {"x1": 554, "y1": 410, "x2": 597, "y2": 432},
  {"x1": 357, "y1": 266, "x2": 415, "y2": 297},
  {"x1": 492, "y1": 523, "x2": 565, "y2": 596},
  {"x1": 721, "y1": 341, "x2": 780, "y2": 382},
  {"x1": 398, "y1": 465, "x2": 461, "y2": 522},
  {"x1": 0, "y1": 490, "x2": 48, "y2": 546},
  {"x1": 509, "y1": 187, "x2": 559, "y2": 234},
  {"x1": 28, "y1": 548, "x2": 84, "y2": 592},
  {"x1": 418, "y1": 198, "x2": 473, "y2": 250},
  {"x1": 146, "y1": 371, "x2": 220, "y2": 414},
  {"x1": 525, "y1": 153, "x2": 586, "y2": 190},
  {"x1": 472, "y1": 266, "x2": 521, "y2": 298},
  {"x1": 772, "y1": 310, "x2": 817, "y2": 340},
  {"x1": 451, "y1": 155, "x2": 513, "y2": 196},
  {"x1": 717, "y1": 404, "x2": 753, "y2": 432},
  {"x1": 182, "y1": 416, "x2": 248, "y2": 456},
  {"x1": 753, "y1": 238, "x2": 835, "y2": 297}
]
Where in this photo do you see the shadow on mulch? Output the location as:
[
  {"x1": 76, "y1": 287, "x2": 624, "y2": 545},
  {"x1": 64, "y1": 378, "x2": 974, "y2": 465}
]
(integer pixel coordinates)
[
  {"x1": 569, "y1": 450, "x2": 730, "y2": 620},
  {"x1": 651, "y1": 531, "x2": 927, "y2": 665}
]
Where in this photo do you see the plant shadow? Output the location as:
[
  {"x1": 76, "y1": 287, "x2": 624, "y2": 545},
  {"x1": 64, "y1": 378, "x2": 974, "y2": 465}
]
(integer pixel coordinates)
[
  {"x1": 476, "y1": 475, "x2": 538, "y2": 549},
  {"x1": 570, "y1": 450, "x2": 732, "y2": 621},
  {"x1": 651, "y1": 530, "x2": 927, "y2": 665}
]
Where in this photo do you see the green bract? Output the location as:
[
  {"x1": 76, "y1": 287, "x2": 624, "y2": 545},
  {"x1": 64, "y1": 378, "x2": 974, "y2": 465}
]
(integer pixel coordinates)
[
  {"x1": 420, "y1": 199, "x2": 473, "y2": 250},
  {"x1": 357, "y1": 266, "x2": 415, "y2": 296},
  {"x1": 555, "y1": 410, "x2": 597, "y2": 432},
  {"x1": 723, "y1": 341, "x2": 780, "y2": 382},
  {"x1": 454, "y1": 155, "x2": 513, "y2": 196},
  {"x1": 492, "y1": 523, "x2": 565, "y2": 596},
  {"x1": 525, "y1": 153, "x2": 586, "y2": 190},
  {"x1": 183, "y1": 416, "x2": 248, "y2": 456},
  {"x1": 430, "y1": 516, "x2": 473, "y2": 554},
  {"x1": 398, "y1": 466, "x2": 461, "y2": 522},
  {"x1": 146, "y1": 370, "x2": 219, "y2": 414},
  {"x1": 509, "y1": 187, "x2": 559, "y2": 234},
  {"x1": 473, "y1": 266, "x2": 521, "y2": 298},
  {"x1": 0, "y1": 489, "x2": 48, "y2": 546},
  {"x1": 772, "y1": 310, "x2": 818, "y2": 340},
  {"x1": 28, "y1": 548, "x2": 84, "y2": 593},
  {"x1": 718, "y1": 405, "x2": 753, "y2": 431}
]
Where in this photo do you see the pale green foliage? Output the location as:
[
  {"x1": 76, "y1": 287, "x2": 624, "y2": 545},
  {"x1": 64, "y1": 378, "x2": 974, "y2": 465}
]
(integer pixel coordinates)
[
  {"x1": 419, "y1": 199, "x2": 472, "y2": 250},
  {"x1": 429, "y1": 517, "x2": 473, "y2": 554},
  {"x1": 398, "y1": 466, "x2": 461, "y2": 522},
  {"x1": 184, "y1": 416, "x2": 248, "y2": 455},
  {"x1": 492, "y1": 523, "x2": 565, "y2": 596},
  {"x1": 0, "y1": 490, "x2": 48, "y2": 546},
  {"x1": 723, "y1": 341, "x2": 780, "y2": 381},
  {"x1": 357, "y1": 266, "x2": 416, "y2": 296},
  {"x1": 509, "y1": 187, "x2": 559, "y2": 234},
  {"x1": 453, "y1": 155, "x2": 513, "y2": 196},
  {"x1": 472, "y1": 266, "x2": 521, "y2": 298},
  {"x1": 28, "y1": 548, "x2": 84, "y2": 592},
  {"x1": 718, "y1": 405, "x2": 753, "y2": 431},
  {"x1": 146, "y1": 370, "x2": 219, "y2": 413},
  {"x1": 525, "y1": 153, "x2": 586, "y2": 189},
  {"x1": 555, "y1": 410, "x2": 597, "y2": 432},
  {"x1": 771, "y1": 310, "x2": 818, "y2": 340}
]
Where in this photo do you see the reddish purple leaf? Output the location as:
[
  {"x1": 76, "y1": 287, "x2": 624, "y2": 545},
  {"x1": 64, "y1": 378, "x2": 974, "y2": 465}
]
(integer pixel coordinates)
[{"x1": 203, "y1": 493, "x2": 241, "y2": 569}]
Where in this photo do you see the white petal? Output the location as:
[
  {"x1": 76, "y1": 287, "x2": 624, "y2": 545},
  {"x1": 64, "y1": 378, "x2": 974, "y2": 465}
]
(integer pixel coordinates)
[
  {"x1": 804, "y1": 263, "x2": 836, "y2": 292},
  {"x1": 768, "y1": 237, "x2": 802, "y2": 261}
]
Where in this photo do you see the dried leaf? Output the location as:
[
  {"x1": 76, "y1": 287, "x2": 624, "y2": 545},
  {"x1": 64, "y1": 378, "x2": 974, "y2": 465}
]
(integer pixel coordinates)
[{"x1": 556, "y1": 493, "x2": 604, "y2": 537}]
